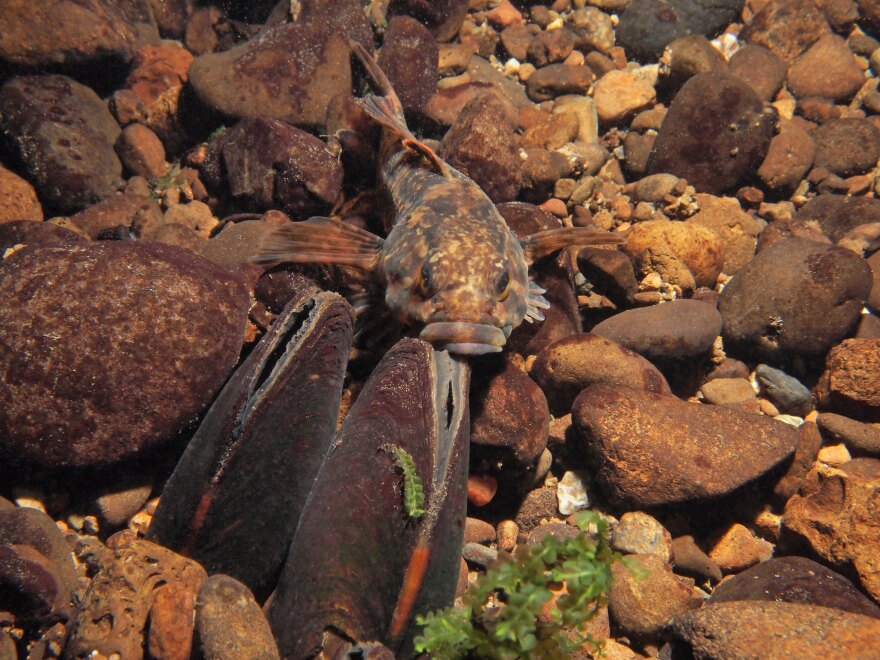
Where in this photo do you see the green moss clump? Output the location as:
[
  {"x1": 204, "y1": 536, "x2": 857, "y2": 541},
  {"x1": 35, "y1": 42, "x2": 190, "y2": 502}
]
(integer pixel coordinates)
[{"x1": 414, "y1": 511, "x2": 637, "y2": 659}]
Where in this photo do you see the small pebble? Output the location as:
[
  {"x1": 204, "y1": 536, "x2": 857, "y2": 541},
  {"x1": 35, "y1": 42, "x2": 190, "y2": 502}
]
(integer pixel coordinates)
[
  {"x1": 462, "y1": 542, "x2": 498, "y2": 569},
  {"x1": 497, "y1": 520, "x2": 519, "y2": 552},
  {"x1": 611, "y1": 512, "x2": 672, "y2": 562},
  {"x1": 467, "y1": 474, "x2": 498, "y2": 507},
  {"x1": 817, "y1": 443, "x2": 853, "y2": 466}
]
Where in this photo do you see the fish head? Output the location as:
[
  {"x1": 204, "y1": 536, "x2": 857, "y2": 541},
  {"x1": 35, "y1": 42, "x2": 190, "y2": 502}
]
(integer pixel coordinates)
[{"x1": 381, "y1": 211, "x2": 531, "y2": 356}]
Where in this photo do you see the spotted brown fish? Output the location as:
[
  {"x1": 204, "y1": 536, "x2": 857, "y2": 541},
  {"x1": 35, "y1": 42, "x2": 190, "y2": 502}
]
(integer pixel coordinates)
[{"x1": 256, "y1": 42, "x2": 623, "y2": 355}]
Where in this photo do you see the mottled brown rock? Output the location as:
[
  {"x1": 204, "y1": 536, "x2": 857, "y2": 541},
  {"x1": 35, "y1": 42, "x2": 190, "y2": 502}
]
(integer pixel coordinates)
[
  {"x1": 815, "y1": 339, "x2": 880, "y2": 420},
  {"x1": 740, "y1": 0, "x2": 830, "y2": 64},
  {"x1": 623, "y1": 219, "x2": 724, "y2": 292},
  {"x1": 116, "y1": 123, "x2": 168, "y2": 180},
  {"x1": 500, "y1": 24, "x2": 533, "y2": 61},
  {"x1": 389, "y1": 0, "x2": 469, "y2": 42},
  {"x1": 811, "y1": 118, "x2": 880, "y2": 178},
  {"x1": 470, "y1": 361, "x2": 550, "y2": 471},
  {"x1": 609, "y1": 554, "x2": 702, "y2": 638},
  {"x1": 783, "y1": 459, "x2": 880, "y2": 602},
  {"x1": 577, "y1": 247, "x2": 639, "y2": 306},
  {"x1": 0, "y1": 75, "x2": 123, "y2": 214},
  {"x1": 591, "y1": 300, "x2": 723, "y2": 362},
  {"x1": 201, "y1": 118, "x2": 342, "y2": 217},
  {"x1": 0, "y1": 0, "x2": 138, "y2": 68},
  {"x1": 67, "y1": 193, "x2": 163, "y2": 239},
  {"x1": 519, "y1": 148, "x2": 573, "y2": 202},
  {"x1": 592, "y1": 69, "x2": 657, "y2": 125},
  {"x1": 671, "y1": 601, "x2": 880, "y2": 658},
  {"x1": 0, "y1": 166, "x2": 43, "y2": 223},
  {"x1": 611, "y1": 512, "x2": 672, "y2": 562},
  {"x1": 788, "y1": 34, "x2": 864, "y2": 102},
  {"x1": 521, "y1": 109, "x2": 579, "y2": 151},
  {"x1": 118, "y1": 41, "x2": 194, "y2": 152},
  {"x1": 709, "y1": 556, "x2": 880, "y2": 618},
  {"x1": 514, "y1": 485, "x2": 558, "y2": 532},
  {"x1": 195, "y1": 575, "x2": 279, "y2": 660},
  {"x1": 0, "y1": 219, "x2": 85, "y2": 252},
  {"x1": 616, "y1": 0, "x2": 742, "y2": 63},
  {"x1": 700, "y1": 378, "x2": 760, "y2": 413},
  {"x1": 817, "y1": 413, "x2": 880, "y2": 458},
  {"x1": 67, "y1": 532, "x2": 207, "y2": 660},
  {"x1": 686, "y1": 194, "x2": 764, "y2": 274},
  {"x1": 757, "y1": 119, "x2": 816, "y2": 192},
  {"x1": 573, "y1": 384, "x2": 800, "y2": 508},
  {"x1": 795, "y1": 194, "x2": 880, "y2": 243},
  {"x1": 0, "y1": 241, "x2": 249, "y2": 467},
  {"x1": 526, "y1": 63, "x2": 595, "y2": 103},
  {"x1": 719, "y1": 238, "x2": 871, "y2": 359},
  {"x1": 661, "y1": 35, "x2": 727, "y2": 95},
  {"x1": 773, "y1": 421, "x2": 823, "y2": 502},
  {"x1": 707, "y1": 523, "x2": 773, "y2": 574},
  {"x1": 672, "y1": 535, "x2": 722, "y2": 582},
  {"x1": 728, "y1": 44, "x2": 786, "y2": 102},
  {"x1": 94, "y1": 480, "x2": 154, "y2": 528},
  {"x1": 188, "y1": 0, "x2": 372, "y2": 130},
  {"x1": 530, "y1": 333, "x2": 671, "y2": 416},
  {"x1": 147, "y1": 584, "x2": 196, "y2": 660},
  {"x1": 526, "y1": 28, "x2": 575, "y2": 67},
  {"x1": 441, "y1": 93, "x2": 522, "y2": 204},
  {"x1": 378, "y1": 16, "x2": 438, "y2": 119},
  {"x1": 646, "y1": 72, "x2": 777, "y2": 195}
]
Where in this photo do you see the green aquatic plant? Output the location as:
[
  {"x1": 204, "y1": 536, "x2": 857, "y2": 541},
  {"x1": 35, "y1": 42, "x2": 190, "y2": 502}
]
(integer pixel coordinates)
[
  {"x1": 382, "y1": 444, "x2": 426, "y2": 520},
  {"x1": 414, "y1": 511, "x2": 636, "y2": 659},
  {"x1": 149, "y1": 161, "x2": 185, "y2": 200},
  {"x1": 208, "y1": 124, "x2": 227, "y2": 141}
]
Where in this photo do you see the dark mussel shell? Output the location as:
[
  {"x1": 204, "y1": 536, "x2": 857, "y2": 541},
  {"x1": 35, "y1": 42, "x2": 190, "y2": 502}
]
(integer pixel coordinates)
[
  {"x1": 147, "y1": 290, "x2": 353, "y2": 599},
  {"x1": 266, "y1": 338, "x2": 471, "y2": 659}
]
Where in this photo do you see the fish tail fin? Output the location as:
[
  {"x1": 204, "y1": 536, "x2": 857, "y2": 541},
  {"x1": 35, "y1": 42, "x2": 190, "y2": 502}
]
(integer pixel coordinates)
[
  {"x1": 251, "y1": 216, "x2": 384, "y2": 272},
  {"x1": 520, "y1": 227, "x2": 625, "y2": 263},
  {"x1": 349, "y1": 40, "x2": 449, "y2": 176}
]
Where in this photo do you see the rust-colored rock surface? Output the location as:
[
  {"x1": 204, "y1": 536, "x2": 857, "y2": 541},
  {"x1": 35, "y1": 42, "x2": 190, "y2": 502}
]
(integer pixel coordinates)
[{"x1": 572, "y1": 384, "x2": 800, "y2": 508}]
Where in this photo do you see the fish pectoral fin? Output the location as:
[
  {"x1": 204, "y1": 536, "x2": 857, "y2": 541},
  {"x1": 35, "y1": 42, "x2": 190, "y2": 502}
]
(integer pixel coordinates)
[
  {"x1": 350, "y1": 40, "x2": 452, "y2": 179},
  {"x1": 251, "y1": 216, "x2": 384, "y2": 272},
  {"x1": 520, "y1": 226, "x2": 625, "y2": 263}
]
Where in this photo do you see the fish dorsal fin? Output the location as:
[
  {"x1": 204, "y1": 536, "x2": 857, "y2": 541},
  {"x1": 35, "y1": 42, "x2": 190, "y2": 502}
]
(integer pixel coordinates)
[
  {"x1": 520, "y1": 226, "x2": 625, "y2": 263},
  {"x1": 252, "y1": 216, "x2": 384, "y2": 272},
  {"x1": 350, "y1": 40, "x2": 452, "y2": 179}
]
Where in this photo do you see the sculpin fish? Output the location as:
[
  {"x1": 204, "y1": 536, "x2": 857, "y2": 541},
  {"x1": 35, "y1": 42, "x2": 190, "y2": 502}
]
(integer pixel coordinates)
[{"x1": 257, "y1": 42, "x2": 622, "y2": 355}]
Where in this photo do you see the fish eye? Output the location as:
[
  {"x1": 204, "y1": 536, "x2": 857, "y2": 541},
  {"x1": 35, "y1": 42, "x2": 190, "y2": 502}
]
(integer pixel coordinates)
[
  {"x1": 495, "y1": 269, "x2": 511, "y2": 301},
  {"x1": 416, "y1": 261, "x2": 437, "y2": 298}
]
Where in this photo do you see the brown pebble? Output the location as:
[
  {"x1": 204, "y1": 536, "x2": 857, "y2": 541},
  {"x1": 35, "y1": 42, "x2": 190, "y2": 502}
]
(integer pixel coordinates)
[{"x1": 497, "y1": 520, "x2": 519, "y2": 551}]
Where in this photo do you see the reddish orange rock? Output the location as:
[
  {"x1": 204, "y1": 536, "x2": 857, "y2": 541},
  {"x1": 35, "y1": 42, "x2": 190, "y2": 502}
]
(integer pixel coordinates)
[
  {"x1": 148, "y1": 584, "x2": 196, "y2": 660},
  {"x1": 467, "y1": 474, "x2": 498, "y2": 507},
  {"x1": 0, "y1": 165, "x2": 42, "y2": 222}
]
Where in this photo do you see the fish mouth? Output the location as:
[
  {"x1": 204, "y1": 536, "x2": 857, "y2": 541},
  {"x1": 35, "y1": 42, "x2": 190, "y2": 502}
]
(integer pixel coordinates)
[{"x1": 419, "y1": 322, "x2": 506, "y2": 355}]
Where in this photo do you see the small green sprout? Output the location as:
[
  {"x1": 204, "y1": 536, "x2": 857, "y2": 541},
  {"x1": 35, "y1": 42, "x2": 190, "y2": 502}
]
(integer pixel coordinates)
[
  {"x1": 208, "y1": 124, "x2": 227, "y2": 141},
  {"x1": 381, "y1": 444, "x2": 425, "y2": 520},
  {"x1": 414, "y1": 511, "x2": 635, "y2": 659},
  {"x1": 149, "y1": 162, "x2": 184, "y2": 201}
]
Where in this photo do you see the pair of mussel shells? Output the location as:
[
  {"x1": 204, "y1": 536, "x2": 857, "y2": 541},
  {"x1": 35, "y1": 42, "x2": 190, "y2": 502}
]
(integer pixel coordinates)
[{"x1": 147, "y1": 290, "x2": 470, "y2": 658}]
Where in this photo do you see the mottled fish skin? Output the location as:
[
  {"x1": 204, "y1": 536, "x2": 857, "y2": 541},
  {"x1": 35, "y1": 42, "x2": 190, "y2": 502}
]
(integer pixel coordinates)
[{"x1": 379, "y1": 147, "x2": 531, "y2": 354}]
